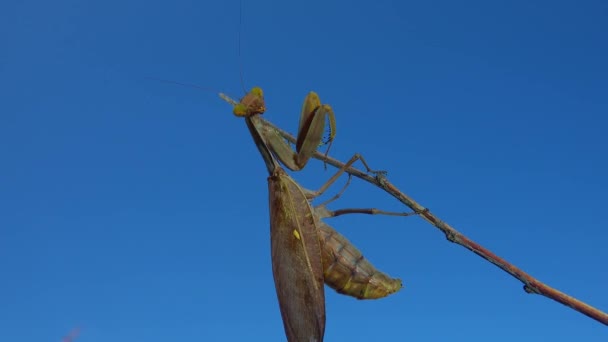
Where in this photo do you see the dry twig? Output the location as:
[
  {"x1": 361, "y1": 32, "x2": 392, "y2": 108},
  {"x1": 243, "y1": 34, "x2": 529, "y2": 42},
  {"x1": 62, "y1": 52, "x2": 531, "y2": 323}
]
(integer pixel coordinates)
[{"x1": 264, "y1": 117, "x2": 608, "y2": 326}]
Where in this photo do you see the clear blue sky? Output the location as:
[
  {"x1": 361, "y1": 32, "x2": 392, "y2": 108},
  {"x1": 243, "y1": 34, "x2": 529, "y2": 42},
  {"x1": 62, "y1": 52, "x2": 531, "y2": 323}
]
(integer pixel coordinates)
[{"x1": 1, "y1": 0, "x2": 607, "y2": 341}]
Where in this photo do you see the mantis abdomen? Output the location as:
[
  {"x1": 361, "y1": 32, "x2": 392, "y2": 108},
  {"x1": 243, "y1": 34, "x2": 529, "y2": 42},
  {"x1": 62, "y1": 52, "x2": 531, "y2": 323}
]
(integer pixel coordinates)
[{"x1": 318, "y1": 222, "x2": 402, "y2": 299}]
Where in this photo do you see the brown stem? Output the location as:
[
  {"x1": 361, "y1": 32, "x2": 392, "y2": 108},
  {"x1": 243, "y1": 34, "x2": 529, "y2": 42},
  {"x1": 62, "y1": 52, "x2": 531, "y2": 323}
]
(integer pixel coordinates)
[{"x1": 264, "y1": 117, "x2": 608, "y2": 326}]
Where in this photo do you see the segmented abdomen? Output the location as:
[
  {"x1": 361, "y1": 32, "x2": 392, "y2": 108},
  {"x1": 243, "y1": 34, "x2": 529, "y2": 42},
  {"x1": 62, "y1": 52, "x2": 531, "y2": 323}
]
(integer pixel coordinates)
[{"x1": 318, "y1": 221, "x2": 402, "y2": 299}]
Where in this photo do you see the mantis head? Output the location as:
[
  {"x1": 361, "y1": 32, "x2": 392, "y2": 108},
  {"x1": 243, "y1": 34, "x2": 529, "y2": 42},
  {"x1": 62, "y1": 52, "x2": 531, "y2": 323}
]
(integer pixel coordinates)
[{"x1": 233, "y1": 87, "x2": 266, "y2": 117}]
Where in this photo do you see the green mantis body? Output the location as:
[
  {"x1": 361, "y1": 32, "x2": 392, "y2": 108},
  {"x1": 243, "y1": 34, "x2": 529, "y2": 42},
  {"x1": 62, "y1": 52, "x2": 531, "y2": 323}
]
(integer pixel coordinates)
[
  {"x1": 226, "y1": 87, "x2": 403, "y2": 298},
  {"x1": 223, "y1": 88, "x2": 404, "y2": 341}
]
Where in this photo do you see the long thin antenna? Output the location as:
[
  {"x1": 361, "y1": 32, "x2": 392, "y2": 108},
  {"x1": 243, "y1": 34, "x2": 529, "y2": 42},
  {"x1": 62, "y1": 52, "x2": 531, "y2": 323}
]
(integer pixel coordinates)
[{"x1": 238, "y1": 0, "x2": 247, "y2": 94}]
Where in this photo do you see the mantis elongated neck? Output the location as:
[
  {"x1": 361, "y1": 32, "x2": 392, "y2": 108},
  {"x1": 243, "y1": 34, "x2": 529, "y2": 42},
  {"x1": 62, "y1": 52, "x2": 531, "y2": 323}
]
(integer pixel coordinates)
[{"x1": 245, "y1": 116, "x2": 280, "y2": 175}]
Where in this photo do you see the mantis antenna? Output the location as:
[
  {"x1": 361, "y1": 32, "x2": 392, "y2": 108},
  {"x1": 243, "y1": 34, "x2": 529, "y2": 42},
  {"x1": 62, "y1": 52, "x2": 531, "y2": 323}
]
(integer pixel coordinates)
[{"x1": 238, "y1": 0, "x2": 247, "y2": 94}]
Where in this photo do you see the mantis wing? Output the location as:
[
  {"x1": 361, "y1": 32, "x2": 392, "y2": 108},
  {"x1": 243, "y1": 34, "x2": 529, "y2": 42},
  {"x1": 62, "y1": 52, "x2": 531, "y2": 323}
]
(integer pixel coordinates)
[{"x1": 269, "y1": 168, "x2": 326, "y2": 342}]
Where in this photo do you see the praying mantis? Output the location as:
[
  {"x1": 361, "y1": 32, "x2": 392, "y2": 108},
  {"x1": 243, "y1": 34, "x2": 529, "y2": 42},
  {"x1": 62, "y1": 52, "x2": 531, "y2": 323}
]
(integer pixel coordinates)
[{"x1": 221, "y1": 88, "x2": 413, "y2": 341}]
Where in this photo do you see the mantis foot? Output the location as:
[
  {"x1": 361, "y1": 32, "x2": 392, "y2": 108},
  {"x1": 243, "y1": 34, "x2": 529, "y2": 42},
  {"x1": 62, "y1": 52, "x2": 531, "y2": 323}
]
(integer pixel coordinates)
[{"x1": 370, "y1": 169, "x2": 388, "y2": 181}]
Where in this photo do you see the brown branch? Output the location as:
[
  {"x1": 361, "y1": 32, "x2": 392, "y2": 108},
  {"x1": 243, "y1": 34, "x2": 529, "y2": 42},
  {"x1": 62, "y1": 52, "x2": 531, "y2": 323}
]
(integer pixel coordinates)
[{"x1": 264, "y1": 117, "x2": 608, "y2": 326}]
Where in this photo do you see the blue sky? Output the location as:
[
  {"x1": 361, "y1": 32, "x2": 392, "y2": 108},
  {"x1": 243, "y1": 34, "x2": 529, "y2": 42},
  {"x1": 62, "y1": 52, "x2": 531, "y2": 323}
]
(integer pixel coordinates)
[{"x1": 1, "y1": 0, "x2": 607, "y2": 340}]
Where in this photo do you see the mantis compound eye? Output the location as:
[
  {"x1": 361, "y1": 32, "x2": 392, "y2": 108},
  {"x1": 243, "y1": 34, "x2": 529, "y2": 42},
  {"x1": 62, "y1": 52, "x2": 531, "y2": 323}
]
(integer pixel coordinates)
[
  {"x1": 233, "y1": 103, "x2": 250, "y2": 117},
  {"x1": 250, "y1": 87, "x2": 264, "y2": 97}
]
